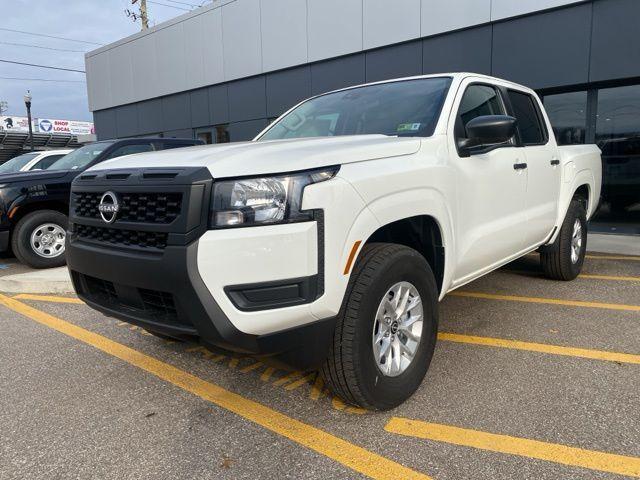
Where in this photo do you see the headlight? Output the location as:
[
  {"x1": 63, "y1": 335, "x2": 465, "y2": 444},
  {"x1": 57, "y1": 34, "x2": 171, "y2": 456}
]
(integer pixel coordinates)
[{"x1": 210, "y1": 166, "x2": 338, "y2": 228}]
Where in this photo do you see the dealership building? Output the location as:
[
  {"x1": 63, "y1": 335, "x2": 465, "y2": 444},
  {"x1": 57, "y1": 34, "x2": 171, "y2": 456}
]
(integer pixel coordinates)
[{"x1": 85, "y1": 0, "x2": 639, "y2": 235}]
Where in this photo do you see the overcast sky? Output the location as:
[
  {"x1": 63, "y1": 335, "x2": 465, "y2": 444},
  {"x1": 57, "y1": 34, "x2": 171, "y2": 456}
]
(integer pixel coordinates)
[{"x1": 1, "y1": 0, "x2": 206, "y2": 122}]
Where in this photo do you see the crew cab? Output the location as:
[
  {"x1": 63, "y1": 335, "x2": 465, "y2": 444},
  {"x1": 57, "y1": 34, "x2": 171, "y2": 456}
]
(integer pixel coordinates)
[
  {"x1": 66, "y1": 74, "x2": 602, "y2": 409},
  {"x1": 0, "y1": 137, "x2": 202, "y2": 268}
]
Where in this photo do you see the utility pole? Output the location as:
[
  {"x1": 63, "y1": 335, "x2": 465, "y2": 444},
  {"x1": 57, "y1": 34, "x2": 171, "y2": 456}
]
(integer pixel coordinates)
[
  {"x1": 126, "y1": 0, "x2": 149, "y2": 30},
  {"x1": 139, "y1": 0, "x2": 149, "y2": 30}
]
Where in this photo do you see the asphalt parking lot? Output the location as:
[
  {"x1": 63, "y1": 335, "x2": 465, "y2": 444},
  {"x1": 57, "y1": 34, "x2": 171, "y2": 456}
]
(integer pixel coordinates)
[{"x1": 1, "y1": 252, "x2": 639, "y2": 479}]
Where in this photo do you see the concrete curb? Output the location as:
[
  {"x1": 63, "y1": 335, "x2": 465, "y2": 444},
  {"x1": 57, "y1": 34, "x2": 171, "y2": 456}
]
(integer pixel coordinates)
[{"x1": 0, "y1": 267, "x2": 74, "y2": 294}]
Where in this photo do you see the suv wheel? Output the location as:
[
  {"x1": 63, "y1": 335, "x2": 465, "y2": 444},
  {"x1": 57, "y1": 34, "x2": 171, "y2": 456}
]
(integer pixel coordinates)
[
  {"x1": 12, "y1": 210, "x2": 68, "y2": 269},
  {"x1": 540, "y1": 199, "x2": 587, "y2": 281},
  {"x1": 321, "y1": 243, "x2": 438, "y2": 410}
]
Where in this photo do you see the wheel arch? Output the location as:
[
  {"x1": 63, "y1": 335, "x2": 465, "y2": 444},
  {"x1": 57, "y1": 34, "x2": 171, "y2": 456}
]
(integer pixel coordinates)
[
  {"x1": 363, "y1": 215, "x2": 446, "y2": 295},
  {"x1": 10, "y1": 201, "x2": 69, "y2": 227}
]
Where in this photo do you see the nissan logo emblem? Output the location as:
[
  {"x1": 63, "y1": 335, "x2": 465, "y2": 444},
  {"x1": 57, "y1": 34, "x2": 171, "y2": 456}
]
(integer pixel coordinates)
[{"x1": 98, "y1": 191, "x2": 120, "y2": 223}]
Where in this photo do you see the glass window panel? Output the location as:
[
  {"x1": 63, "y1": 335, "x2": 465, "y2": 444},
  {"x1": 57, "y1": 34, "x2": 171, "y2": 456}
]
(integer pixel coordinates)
[
  {"x1": 508, "y1": 90, "x2": 545, "y2": 145},
  {"x1": 592, "y1": 84, "x2": 640, "y2": 233},
  {"x1": 543, "y1": 91, "x2": 587, "y2": 145}
]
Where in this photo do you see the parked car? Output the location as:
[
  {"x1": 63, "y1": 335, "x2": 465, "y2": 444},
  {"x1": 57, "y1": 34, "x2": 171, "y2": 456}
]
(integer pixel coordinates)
[
  {"x1": 0, "y1": 149, "x2": 74, "y2": 175},
  {"x1": 0, "y1": 137, "x2": 202, "y2": 268},
  {"x1": 66, "y1": 74, "x2": 602, "y2": 409}
]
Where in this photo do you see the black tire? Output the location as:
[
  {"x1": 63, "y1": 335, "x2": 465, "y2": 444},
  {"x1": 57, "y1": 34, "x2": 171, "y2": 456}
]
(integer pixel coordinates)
[
  {"x1": 320, "y1": 243, "x2": 439, "y2": 410},
  {"x1": 540, "y1": 199, "x2": 587, "y2": 281},
  {"x1": 12, "y1": 210, "x2": 68, "y2": 269}
]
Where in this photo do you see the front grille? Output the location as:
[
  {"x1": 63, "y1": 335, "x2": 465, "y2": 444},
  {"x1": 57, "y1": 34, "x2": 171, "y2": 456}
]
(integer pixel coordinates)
[
  {"x1": 74, "y1": 192, "x2": 182, "y2": 224},
  {"x1": 76, "y1": 224, "x2": 168, "y2": 250},
  {"x1": 139, "y1": 288, "x2": 178, "y2": 318}
]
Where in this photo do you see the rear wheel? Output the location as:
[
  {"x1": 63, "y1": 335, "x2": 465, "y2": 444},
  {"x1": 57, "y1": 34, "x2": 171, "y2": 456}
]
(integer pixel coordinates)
[
  {"x1": 540, "y1": 199, "x2": 587, "y2": 281},
  {"x1": 12, "y1": 210, "x2": 68, "y2": 269},
  {"x1": 321, "y1": 243, "x2": 438, "y2": 410}
]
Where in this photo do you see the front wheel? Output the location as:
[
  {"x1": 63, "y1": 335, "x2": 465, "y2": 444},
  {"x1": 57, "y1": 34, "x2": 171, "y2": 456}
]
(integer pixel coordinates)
[
  {"x1": 540, "y1": 199, "x2": 587, "y2": 281},
  {"x1": 11, "y1": 210, "x2": 68, "y2": 269},
  {"x1": 321, "y1": 243, "x2": 438, "y2": 410}
]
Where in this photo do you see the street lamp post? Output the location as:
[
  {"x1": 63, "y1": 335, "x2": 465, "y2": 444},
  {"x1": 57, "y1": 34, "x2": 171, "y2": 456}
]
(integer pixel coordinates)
[{"x1": 24, "y1": 90, "x2": 34, "y2": 152}]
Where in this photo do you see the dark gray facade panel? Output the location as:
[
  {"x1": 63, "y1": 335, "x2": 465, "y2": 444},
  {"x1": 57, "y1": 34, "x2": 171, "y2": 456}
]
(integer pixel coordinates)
[
  {"x1": 208, "y1": 84, "x2": 229, "y2": 125},
  {"x1": 266, "y1": 66, "x2": 312, "y2": 118},
  {"x1": 163, "y1": 128, "x2": 194, "y2": 138},
  {"x1": 162, "y1": 93, "x2": 191, "y2": 132},
  {"x1": 190, "y1": 88, "x2": 210, "y2": 128},
  {"x1": 114, "y1": 104, "x2": 139, "y2": 138},
  {"x1": 311, "y1": 53, "x2": 365, "y2": 95},
  {"x1": 492, "y1": 4, "x2": 592, "y2": 89},
  {"x1": 228, "y1": 119, "x2": 269, "y2": 142},
  {"x1": 590, "y1": 0, "x2": 640, "y2": 82},
  {"x1": 422, "y1": 26, "x2": 492, "y2": 76},
  {"x1": 366, "y1": 41, "x2": 422, "y2": 83},
  {"x1": 228, "y1": 76, "x2": 267, "y2": 122},
  {"x1": 137, "y1": 98, "x2": 163, "y2": 135},
  {"x1": 94, "y1": 109, "x2": 117, "y2": 140}
]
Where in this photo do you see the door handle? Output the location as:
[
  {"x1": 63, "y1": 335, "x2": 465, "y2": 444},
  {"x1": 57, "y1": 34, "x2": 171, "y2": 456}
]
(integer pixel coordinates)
[
  {"x1": 513, "y1": 163, "x2": 528, "y2": 170},
  {"x1": 550, "y1": 158, "x2": 560, "y2": 166}
]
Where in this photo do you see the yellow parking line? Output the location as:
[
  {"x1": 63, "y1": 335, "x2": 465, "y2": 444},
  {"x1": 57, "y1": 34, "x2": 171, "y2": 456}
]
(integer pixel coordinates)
[
  {"x1": 438, "y1": 332, "x2": 640, "y2": 365},
  {"x1": 0, "y1": 294, "x2": 430, "y2": 480},
  {"x1": 385, "y1": 418, "x2": 640, "y2": 478},
  {"x1": 580, "y1": 273, "x2": 640, "y2": 282},
  {"x1": 449, "y1": 291, "x2": 640, "y2": 312},
  {"x1": 586, "y1": 254, "x2": 640, "y2": 261},
  {"x1": 13, "y1": 294, "x2": 83, "y2": 304}
]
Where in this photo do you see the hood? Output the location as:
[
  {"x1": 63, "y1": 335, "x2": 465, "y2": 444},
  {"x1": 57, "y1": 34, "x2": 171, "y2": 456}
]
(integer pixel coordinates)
[
  {"x1": 87, "y1": 135, "x2": 422, "y2": 178},
  {"x1": 0, "y1": 169, "x2": 71, "y2": 184}
]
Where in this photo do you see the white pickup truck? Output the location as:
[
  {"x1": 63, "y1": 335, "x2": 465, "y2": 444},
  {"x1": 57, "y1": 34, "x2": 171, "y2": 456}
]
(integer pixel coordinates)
[{"x1": 67, "y1": 73, "x2": 601, "y2": 410}]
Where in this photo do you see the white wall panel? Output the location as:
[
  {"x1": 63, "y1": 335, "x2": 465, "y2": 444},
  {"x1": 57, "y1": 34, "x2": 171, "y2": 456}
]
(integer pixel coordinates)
[
  {"x1": 261, "y1": 0, "x2": 308, "y2": 71},
  {"x1": 85, "y1": 53, "x2": 112, "y2": 111},
  {"x1": 130, "y1": 33, "x2": 160, "y2": 101},
  {"x1": 155, "y1": 22, "x2": 188, "y2": 96},
  {"x1": 222, "y1": 0, "x2": 263, "y2": 80},
  {"x1": 421, "y1": 0, "x2": 490, "y2": 37},
  {"x1": 182, "y1": 14, "x2": 206, "y2": 88},
  {"x1": 363, "y1": 0, "x2": 421, "y2": 49},
  {"x1": 307, "y1": 0, "x2": 362, "y2": 62},
  {"x1": 492, "y1": 0, "x2": 581, "y2": 20},
  {"x1": 202, "y1": 8, "x2": 225, "y2": 85},
  {"x1": 108, "y1": 47, "x2": 134, "y2": 105}
]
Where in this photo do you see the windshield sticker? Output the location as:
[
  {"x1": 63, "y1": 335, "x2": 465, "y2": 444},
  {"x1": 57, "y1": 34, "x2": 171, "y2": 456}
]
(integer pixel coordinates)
[{"x1": 397, "y1": 123, "x2": 422, "y2": 132}]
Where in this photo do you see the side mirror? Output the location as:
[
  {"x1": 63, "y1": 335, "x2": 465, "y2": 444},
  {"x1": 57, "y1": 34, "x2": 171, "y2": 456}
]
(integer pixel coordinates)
[{"x1": 458, "y1": 115, "x2": 517, "y2": 154}]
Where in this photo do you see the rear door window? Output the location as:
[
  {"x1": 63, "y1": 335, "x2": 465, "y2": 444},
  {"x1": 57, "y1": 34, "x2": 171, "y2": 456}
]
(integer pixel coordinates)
[{"x1": 507, "y1": 90, "x2": 547, "y2": 145}]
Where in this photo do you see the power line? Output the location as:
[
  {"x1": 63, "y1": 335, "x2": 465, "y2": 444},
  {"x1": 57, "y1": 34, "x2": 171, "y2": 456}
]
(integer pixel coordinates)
[
  {"x1": 0, "y1": 27, "x2": 102, "y2": 46},
  {"x1": 163, "y1": 0, "x2": 201, "y2": 7},
  {"x1": 148, "y1": 1, "x2": 191, "y2": 11},
  {"x1": 0, "y1": 76, "x2": 86, "y2": 83},
  {"x1": 0, "y1": 41, "x2": 87, "y2": 54},
  {"x1": 0, "y1": 59, "x2": 85, "y2": 73}
]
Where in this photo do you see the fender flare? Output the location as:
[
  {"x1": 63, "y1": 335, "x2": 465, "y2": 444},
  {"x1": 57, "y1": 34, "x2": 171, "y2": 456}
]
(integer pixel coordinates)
[{"x1": 346, "y1": 187, "x2": 455, "y2": 300}]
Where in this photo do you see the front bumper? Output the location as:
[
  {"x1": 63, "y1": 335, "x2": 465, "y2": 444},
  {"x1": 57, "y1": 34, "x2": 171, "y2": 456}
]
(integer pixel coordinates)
[
  {"x1": 67, "y1": 239, "x2": 334, "y2": 369},
  {"x1": 66, "y1": 167, "x2": 335, "y2": 369}
]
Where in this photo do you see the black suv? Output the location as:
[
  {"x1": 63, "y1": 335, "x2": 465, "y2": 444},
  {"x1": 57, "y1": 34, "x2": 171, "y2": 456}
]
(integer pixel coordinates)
[{"x1": 0, "y1": 137, "x2": 203, "y2": 268}]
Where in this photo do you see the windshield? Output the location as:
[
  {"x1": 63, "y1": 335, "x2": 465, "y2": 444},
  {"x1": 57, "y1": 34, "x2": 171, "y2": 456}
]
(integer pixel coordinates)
[
  {"x1": 0, "y1": 153, "x2": 39, "y2": 174},
  {"x1": 47, "y1": 142, "x2": 113, "y2": 171},
  {"x1": 258, "y1": 77, "x2": 452, "y2": 141}
]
